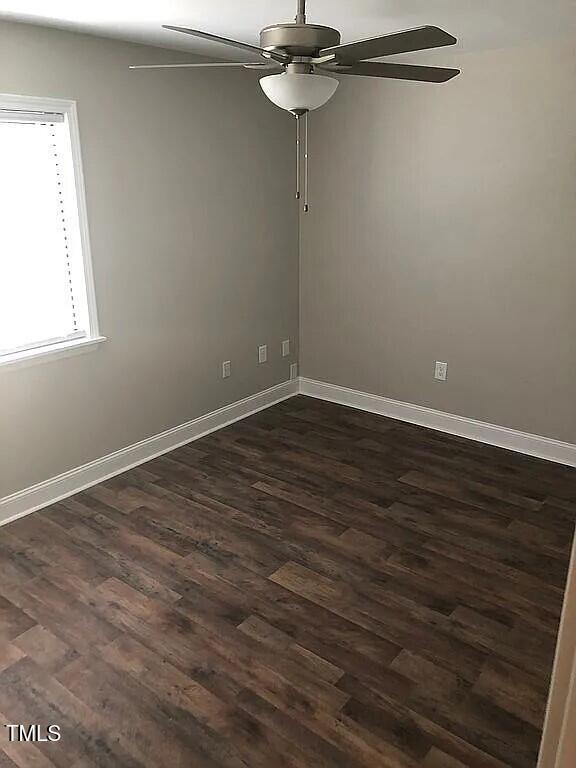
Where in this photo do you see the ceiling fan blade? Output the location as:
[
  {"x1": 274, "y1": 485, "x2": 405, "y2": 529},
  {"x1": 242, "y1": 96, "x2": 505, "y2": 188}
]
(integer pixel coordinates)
[
  {"x1": 162, "y1": 25, "x2": 289, "y2": 63},
  {"x1": 129, "y1": 62, "x2": 277, "y2": 70},
  {"x1": 321, "y1": 61, "x2": 460, "y2": 83},
  {"x1": 321, "y1": 26, "x2": 457, "y2": 62}
]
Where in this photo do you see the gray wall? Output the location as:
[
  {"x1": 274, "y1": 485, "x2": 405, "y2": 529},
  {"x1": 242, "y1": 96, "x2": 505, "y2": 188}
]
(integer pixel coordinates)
[
  {"x1": 300, "y1": 40, "x2": 576, "y2": 443},
  {"x1": 3, "y1": 21, "x2": 575, "y2": 499},
  {"x1": 0, "y1": 20, "x2": 299, "y2": 497}
]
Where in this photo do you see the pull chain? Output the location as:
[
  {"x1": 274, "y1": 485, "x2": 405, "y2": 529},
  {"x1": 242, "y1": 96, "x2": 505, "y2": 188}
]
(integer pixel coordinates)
[
  {"x1": 295, "y1": 114, "x2": 301, "y2": 200},
  {"x1": 303, "y1": 110, "x2": 309, "y2": 213}
]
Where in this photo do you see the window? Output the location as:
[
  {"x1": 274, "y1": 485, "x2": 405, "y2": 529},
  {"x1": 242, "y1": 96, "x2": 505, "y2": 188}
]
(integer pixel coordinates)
[{"x1": 0, "y1": 94, "x2": 103, "y2": 364}]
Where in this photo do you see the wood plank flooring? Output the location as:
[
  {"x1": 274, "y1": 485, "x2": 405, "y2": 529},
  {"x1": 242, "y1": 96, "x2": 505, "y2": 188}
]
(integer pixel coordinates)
[{"x1": 1, "y1": 395, "x2": 575, "y2": 768}]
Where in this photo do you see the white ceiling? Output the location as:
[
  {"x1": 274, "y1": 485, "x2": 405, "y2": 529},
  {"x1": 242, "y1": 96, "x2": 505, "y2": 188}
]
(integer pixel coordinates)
[{"x1": 1, "y1": 0, "x2": 575, "y2": 60}]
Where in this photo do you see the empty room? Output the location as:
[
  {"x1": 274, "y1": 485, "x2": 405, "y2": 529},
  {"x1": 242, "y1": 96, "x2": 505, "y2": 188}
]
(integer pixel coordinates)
[{"x1": 1, "y1": 1, "x2": 576, "y2": 766}]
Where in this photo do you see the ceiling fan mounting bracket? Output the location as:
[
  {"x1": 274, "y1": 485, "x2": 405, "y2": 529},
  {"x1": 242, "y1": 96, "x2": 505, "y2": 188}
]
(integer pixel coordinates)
[{"x1": 260, "y1": 24, "x2": 341, "y2": 57}]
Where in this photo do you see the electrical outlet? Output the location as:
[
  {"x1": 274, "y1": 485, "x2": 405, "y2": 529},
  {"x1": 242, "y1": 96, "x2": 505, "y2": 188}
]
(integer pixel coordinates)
[
  {"x1": 290, "y1": 363, "x2": 298, "y2": 381},
  {"x1": 258, "y1": 345, "x2": 267, "y2": 364},
  {"x1": 282, "y1": 339, "x2": 290, "y2": 358},
  {"x1": 222, "y1": 361, "x2": 231, "y2": 379},
  {"x1": 434, "y1": 361, "x2": 448, "y2": 381}
]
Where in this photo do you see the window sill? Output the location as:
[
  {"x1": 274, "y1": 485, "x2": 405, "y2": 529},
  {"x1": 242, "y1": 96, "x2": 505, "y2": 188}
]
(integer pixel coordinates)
[{"x1": 0, "y1": 335, "x2": 107, "y2": 369}]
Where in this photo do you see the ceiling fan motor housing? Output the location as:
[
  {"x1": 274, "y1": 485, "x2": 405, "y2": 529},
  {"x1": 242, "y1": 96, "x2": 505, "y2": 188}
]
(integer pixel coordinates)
[{"x1": 260, "y1": 24, "x2": 341, "y2": 57}]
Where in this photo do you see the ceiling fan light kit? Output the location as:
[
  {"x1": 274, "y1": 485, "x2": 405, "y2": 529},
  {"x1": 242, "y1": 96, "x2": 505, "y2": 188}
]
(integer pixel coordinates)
[
  {"x1": 259, "y1": 72, "x2": 338, "y2": 114},
  {"x1": 131, "y1": 0, "x2": 460, "y2": 212}
]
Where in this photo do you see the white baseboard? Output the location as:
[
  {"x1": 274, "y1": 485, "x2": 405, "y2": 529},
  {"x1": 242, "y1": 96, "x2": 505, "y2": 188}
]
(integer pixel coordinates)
[
  {"x1": 4, "y1": 375, "x2": 575, "y2": 528},
  {"x1": 299, "y1": 377, "x2": 576, "y2": 468},
  {"x1": 0, "y1": 379, "x2": 298, "y2": 527}
]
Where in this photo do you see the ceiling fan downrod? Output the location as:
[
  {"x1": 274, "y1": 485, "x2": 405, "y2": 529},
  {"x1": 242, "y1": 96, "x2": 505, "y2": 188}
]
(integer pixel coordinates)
[{"x1": 295, "y1": 0, "x2": 307, "y2": 25}]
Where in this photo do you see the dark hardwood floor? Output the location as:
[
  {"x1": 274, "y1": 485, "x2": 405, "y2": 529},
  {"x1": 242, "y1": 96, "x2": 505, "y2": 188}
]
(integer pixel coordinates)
[{"x1": 1, "y1": 395, "x2": 575, "y2": 768}]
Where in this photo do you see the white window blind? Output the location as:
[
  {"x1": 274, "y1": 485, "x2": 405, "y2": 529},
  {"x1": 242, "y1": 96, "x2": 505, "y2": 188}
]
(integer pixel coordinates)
[{"x1": 0, "y1": 104, "x2": 94, "y2": 358}]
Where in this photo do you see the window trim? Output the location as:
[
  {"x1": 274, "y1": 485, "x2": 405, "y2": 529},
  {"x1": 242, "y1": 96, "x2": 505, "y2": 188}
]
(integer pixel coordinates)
[
  {"x1": 0, "y1": 92, "x2": 104, "y2": 365},
  {"x1": 0, "y1": 334, "x2": 107, "y2": 369}
]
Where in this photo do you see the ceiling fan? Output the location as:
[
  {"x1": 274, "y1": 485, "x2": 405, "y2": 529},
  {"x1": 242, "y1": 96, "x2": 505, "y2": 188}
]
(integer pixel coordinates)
[{"x1": 131, "y1": 0, "x2": 460, "y2": 211}]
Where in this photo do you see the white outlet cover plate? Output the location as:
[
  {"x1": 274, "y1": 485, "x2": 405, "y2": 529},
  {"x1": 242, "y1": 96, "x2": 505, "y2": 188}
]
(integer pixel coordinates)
[{"x1": 435, "y1": 361, "x2": 448, "y2": 381}]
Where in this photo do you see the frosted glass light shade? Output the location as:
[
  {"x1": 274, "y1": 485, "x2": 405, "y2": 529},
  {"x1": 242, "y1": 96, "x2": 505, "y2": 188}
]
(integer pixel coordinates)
[{"x1": 259, "y1": 73, "x2": 338, "y2": 114}]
